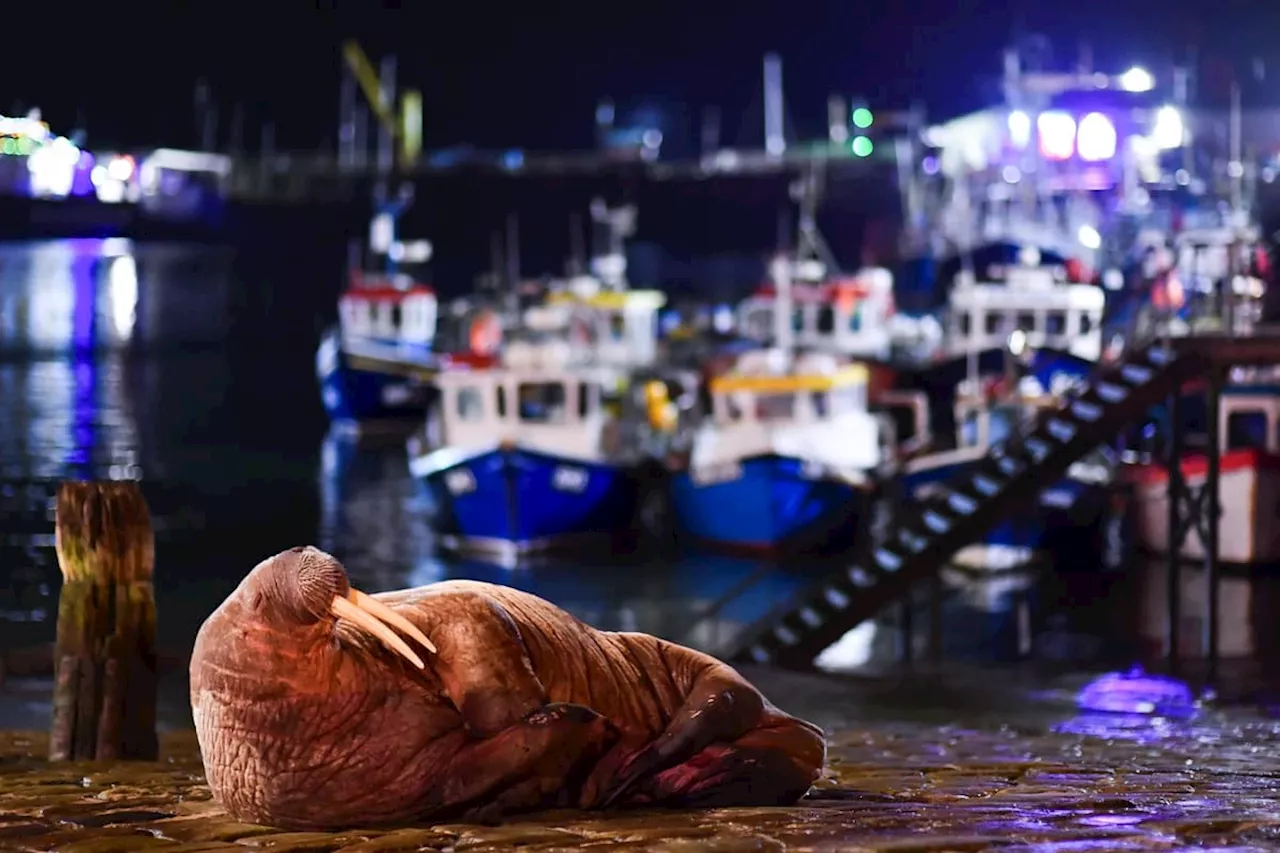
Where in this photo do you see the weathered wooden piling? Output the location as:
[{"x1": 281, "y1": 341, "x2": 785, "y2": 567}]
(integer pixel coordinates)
[{"x1": 48, "y1": 481, "x2": 158, "y2": 762}]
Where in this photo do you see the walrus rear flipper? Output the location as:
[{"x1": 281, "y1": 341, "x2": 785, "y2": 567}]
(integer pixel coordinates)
[{"x1": 600, "y1": 657, "x2": 825, "y2": 808}]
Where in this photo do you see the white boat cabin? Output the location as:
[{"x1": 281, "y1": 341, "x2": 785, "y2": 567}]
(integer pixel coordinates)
[
  {"x1": 425, "y1": 340, "x2": 619, "y2": 463},
  {"x1": 1204, "y1": 386, "x2": 1280, "y2": 457},
  {"x1": 689, "y1": 350, "x2": 883, "y2": 479},
  {"x1": 339, "y1": 275, "x2": 438, "y2": 349},
  {"x1": 947, "y1": 261, "x2": 1104, "y2": 361},
  {"x1": 737, "y1": 266, "x2": 896, "y2": 359},
  {"x1": 535, "y1": 277, "x2": 666, "y2": 369}
]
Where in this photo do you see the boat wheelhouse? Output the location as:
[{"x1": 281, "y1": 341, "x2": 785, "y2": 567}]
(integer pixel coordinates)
[
  {"x1": 668, "y1": 350, "x2": 883, "y2": 554},
  {"x1": 538, "y1": 280, "x2": 667, "y2": 371},
  {"x1": 736, "y1": 261, "x2": 896, "y2": 360},
  {"x1": 407, "y1": 339, "x2": 644, "y2": 564},
  {"x1": 946, "y1": 253, "x2": 1106, "y2": 362}
]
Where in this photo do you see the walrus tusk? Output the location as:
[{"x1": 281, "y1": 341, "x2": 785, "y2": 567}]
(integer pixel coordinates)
[
  {"x1": 331, "y1": 595, "x2": 426, "y2": 669},
  {"x1": 347, "y1": 589, "x2": 437, "y2": 654}
]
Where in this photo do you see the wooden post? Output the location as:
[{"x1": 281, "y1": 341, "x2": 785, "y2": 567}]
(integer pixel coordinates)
[{"x1": 49, "y1": 482, "x2": 157, "y2": 762}]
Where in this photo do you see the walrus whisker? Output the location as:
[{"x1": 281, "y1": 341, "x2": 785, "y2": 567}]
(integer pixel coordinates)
[
  {"x1": 330, "y1": 595, "x2": 426, "y2": 669},
  {"x1": 348, "y1": 589, "x2": 437, "y2": 654}
]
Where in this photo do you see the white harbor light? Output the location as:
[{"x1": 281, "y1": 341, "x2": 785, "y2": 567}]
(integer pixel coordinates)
[
  {"x1": 1078, "y1": 224, "x2": 1102, "y2": 250},
  {"x1": 1077, "y1": 113, "x2": 1117, "y2": 162},
  {"x1": 1007, "y1": 110, "x2": 1032, "y2": 148},
  {"x1": 1152, "y1": 106, "x2": 1184, "y2": 149},
  {"x1": 1119, "y1": 66, "x2": 1155, "y2": 92},
  {"x1": 1037, "y1": 111, "x2": 1076, "y2": 160}
]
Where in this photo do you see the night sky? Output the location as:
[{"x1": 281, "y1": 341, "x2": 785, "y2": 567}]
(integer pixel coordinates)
[{"x1": 16, "y1": 1, "x2": 1279, "y2": 154}]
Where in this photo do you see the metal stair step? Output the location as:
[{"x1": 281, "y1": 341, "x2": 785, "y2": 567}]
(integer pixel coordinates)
[
  {"x1": 1070, "y1": 399, "x2": 1103, "y2": 422},
  {"x1": 872, "y1": 546, "x2": 905, "y2": 572},
  {"x1": 1095, "y1": 380, "x2": 1129, "y2": 403},
  {"x1": 1120, "y1": 362, "x2": 1154, "y2": 385},
  {"x1": 846, "y1": 564, "x2": 876, "y2": 587},
  {"x1": 897, "y1": 526, "x2": 930, "y2": 553}
]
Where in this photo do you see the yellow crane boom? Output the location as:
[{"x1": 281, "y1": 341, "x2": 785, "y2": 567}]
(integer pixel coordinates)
[{"x1": 342, "y1": 39, "x2": 422, "y2": 166}]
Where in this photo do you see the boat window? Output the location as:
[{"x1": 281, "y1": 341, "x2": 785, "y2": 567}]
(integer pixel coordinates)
[
  {"x1": 1227, "y1": 410, "x2": 1267, "y2": 450},
  {"x1": 1016, "y1": 312, "x2": 1035, "y2": 331},
  {"x1": 1046, "y1": 311, "x2": 1066, "y2": 335},
  {"x1": 390, "y1": 303, "x2": 403, "y2": 331},
  {"x1": 816, "y1": 306, "x2": 835, "y2": 334},
  {"x1": 517, "y1": 382, "x2": 567, "y2": 423},
  {"x1": 848, "y1": 306, "x2": 862, "y2": 333},
  {"x1": 988, "y1": 405, "x2": 1018, "y2": 444},
  {"x1": 756, "y1": 393, "x2": 796, "y2": 420},
  {"x1": 456, "y1": 387, "x2": 485, "y2": 421},
  {"x1": 607, "y1": 312, "x2": 626, "y2": 340},
  {"x1": 792, "y1": 308, "x2": 804, "y2": 333},
  {"x1": 744, "y1": 307, "x2": 772, "y2": 339},
  {"x1": 811, "y1": 391, "x2": 829, "y2": 417},
  {"x1": 957, "y1": 313, "x2": 971, "y2": 336},
  {"x1": 577, "y1": 382, "x2": 594, "y2": 419},
  {"x1": 830, "y1": 385, "x2": 865, "y2": 414},
  {"x1": 985, "y1": 313, "x2": 1004, "y2": 335},
  {"x1": 496, "y1": 385, "x2": 507, "y2": 418},
  {"x1": 724, "y1": 393, "x2": 744, "y2": 422},
  {"x1": 1079, "y1": 313, "x2": 1094, "y2": 335},
  {"x1": 959, "y1": 410, "x2": 980, "y2": 446}
]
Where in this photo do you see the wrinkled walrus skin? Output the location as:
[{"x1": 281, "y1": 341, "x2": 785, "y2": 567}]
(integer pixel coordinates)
[{"x1": 190, "y1": 546, "x2": 826, "y2": 830}]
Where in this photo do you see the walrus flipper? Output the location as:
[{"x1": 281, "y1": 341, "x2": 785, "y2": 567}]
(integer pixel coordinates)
[
  {"x1": 601, "y1": 658, "x2": 825, "y2": 808},
  {"x1": 438, "y1": 702, "x2": 618, "y2": 820},
  {"x1": 428, "y1": 594, "x2": 552, "y2": 736}
]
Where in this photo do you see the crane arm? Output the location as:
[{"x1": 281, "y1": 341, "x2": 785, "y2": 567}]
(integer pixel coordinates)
[{"x1": 342, "y1": 39, "x2": 398, "y2": 138}]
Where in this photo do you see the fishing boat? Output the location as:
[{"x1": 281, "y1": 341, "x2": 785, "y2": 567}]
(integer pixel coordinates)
[
  {"x1": 667, "y1": 348, "x2": 883, "y2": 554},
  {"x1": 406, "y1": 333, "x2": 654, "y2": 565},
  {"x1": 1126, "y1": 372, "x2": 1280, "y2": 565},
  {"x1": 944, "y1": 244, "x2": 1106, "y2": 364},
  {"x1": 736, "y1": 263, "x2": 898, "y2": 360},
  {"x1": 315, "y1": 194, "x2": 474, "y2": 431},
  {"x1": 316, "y1": 270, "x2": 445, "y2": 428}
]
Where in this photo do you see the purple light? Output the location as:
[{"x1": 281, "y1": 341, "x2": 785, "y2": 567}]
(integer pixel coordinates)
[
  {"x1": 71, "y1": 151, "x2": 95, "y2": 197},
  {"x1": 1077, "y1": 112, "x2": 1117, "y2": 162},
  {"x1": 1074, "y1": 667, "x2": 1198, "y2": 718},
  {"x1": 1037, "y1": 111, "x2": 1076, "y2": 161}
]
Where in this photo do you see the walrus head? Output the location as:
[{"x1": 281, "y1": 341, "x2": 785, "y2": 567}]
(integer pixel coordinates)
[{"x1": 190, "y1": 546, "x2": 443, "y2": 828}]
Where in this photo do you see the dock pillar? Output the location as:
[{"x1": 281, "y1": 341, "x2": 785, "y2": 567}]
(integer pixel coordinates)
[
  {"x1": 1164, "y1": 390, "x2": 1183, "y2": 671},
  {"x1": 1202, "y1": 367, "x2": 1222, "y2": 682},
  {"x1": 48, "y1": 482, "x2": 157, "y2": 762}
]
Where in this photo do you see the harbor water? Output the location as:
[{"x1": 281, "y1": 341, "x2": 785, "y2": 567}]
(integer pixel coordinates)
[{"x1": 3, "y1": 238, "x2": 1280, "y2": 850}]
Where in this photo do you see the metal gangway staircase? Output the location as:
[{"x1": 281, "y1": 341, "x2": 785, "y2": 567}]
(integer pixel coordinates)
[{"x1": 728, "y1": 340, "x2": 1210, "y2": 668}]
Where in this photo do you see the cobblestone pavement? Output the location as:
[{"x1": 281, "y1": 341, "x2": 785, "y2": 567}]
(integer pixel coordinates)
[{"x1": 2, "y1": 704, "x2": 1280, "y2": 853}]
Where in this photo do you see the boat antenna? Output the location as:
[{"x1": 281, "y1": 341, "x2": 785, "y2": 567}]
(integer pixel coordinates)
[
  {"x1": 505, "y1": 212, "x2": 521, "y2": 316},
  {"x1": 568, "y1": 211, "x2": 586, "y2": 276}
]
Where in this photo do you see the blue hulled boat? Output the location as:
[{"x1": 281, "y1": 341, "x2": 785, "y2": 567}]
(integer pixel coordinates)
[
  {"x1": 408, "y1": 339, "x2": 649, "y2": 565},
  {"x1": 669, "y1": 349, "x2": 884, "y2": 554},
  {"x1": 316, "y1": 267, "x2": 446, "y2": 430}
]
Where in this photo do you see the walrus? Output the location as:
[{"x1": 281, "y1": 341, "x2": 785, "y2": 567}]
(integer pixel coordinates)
[{"x1": 190, "y1": 546, "x2": 826, "y2": 830}]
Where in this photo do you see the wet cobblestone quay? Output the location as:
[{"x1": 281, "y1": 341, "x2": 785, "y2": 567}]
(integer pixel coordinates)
[{"x1": 3, "y1": 713, "x2": 1280, "y2": 853}]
